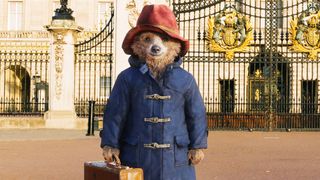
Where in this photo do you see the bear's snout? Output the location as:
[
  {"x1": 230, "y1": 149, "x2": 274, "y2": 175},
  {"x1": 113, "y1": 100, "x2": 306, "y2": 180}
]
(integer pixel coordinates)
[{"x1": 151, "y1": 45, "x2": 161, "y2": 55}]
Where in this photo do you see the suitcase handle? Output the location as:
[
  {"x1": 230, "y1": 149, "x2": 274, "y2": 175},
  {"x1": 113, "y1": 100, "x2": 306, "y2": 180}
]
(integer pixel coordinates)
[
  {"x1": 106, "y1": 162, "x2": 130, "y2": 170},
  {"x1": 112, "y1": 155, "x2": 121, "y2": 166}
]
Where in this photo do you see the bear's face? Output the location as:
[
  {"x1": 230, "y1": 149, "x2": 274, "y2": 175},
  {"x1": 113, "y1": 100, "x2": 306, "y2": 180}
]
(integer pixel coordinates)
[
  {"x1": 131, "y1": 32, "x2": 181, "y2": 79},
  {"x1": 139, "y1": 32, "x2": 168, "y2": 57}
]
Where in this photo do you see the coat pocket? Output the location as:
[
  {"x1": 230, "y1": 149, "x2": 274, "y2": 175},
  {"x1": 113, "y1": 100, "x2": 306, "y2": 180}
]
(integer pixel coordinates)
[
  {"x1": 120, "y1": 136, "x2": 139, "y2": 167},
  {"x1": 174, "y1": 135, "x2": 190, "y2": 166}
]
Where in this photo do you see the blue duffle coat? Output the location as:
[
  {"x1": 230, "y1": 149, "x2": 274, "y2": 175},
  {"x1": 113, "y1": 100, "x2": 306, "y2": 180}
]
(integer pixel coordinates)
[{"x1": 100, "y1": 56, "x2": 208, "y2": 180}]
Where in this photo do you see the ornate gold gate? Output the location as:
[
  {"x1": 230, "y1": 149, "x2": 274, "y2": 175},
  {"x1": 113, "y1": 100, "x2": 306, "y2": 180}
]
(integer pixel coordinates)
[
  {"x1": 172, "y1": 0, "x2": 320, "y2": 130},
  {"x1": 74, "y1": 7, "x2": 114, "y2": 117}
]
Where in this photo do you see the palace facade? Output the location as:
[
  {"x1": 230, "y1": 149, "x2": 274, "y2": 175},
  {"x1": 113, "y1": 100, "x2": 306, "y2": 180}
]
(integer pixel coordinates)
[
  {"x1": 1, "y1": 0, "x2": 320, "y2": 130},
  {"x1": 0, "y1": 0, "x2": 113, "y2": 120}
]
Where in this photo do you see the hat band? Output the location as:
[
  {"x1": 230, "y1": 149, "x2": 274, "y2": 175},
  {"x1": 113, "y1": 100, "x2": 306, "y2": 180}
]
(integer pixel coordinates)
[{"x1": 142, "y1": 24, "x2": 180, "y2": 35}]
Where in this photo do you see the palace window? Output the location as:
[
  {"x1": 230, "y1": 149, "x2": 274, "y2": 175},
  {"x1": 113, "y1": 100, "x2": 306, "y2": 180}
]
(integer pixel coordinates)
[
  {"x1": 220, "y1": 80, "x2": 235, "y2": 113},
  {"x1": 97, "y1": 2, "x2": 110, "y2": 30},
  {"x1": 100, "y1": 76, "x2": 111, "y2": 97},
  {"x1": 301, "y1": 80, "x2": 318, "y2": 114},
  {"x1": 8, "y1": 1, "x2": 23, "y2": 30}
]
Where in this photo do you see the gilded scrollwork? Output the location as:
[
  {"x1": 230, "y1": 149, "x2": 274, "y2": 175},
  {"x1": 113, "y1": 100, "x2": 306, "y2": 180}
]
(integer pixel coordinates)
[
  {"x1": 290, "y1": 3, "x2": 320, "y2": 60},
  {"x1": 207, "y1": 5, "x2": 253, "y2": 60},
  {"x1": 254, "y1": 69, "x2": 262, "y2": 78},
  {"x1": 53, "y1": 32, "x2": 66, "y2": 100}
]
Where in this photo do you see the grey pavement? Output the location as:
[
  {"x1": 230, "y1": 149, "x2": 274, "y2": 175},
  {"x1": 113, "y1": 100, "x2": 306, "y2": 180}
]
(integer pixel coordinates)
[{"x1": 1, "y1": 130, "x2": 320, "y2": 180}]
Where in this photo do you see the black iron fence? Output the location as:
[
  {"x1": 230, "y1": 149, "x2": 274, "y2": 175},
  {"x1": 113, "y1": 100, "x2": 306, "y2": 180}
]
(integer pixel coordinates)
[
  {"x1": 74, "y1": 6, "x2": 114, "y2": 117},
  {"x1": 2, "y1": 0, "x2": 320, "y2": 132},
  {"x1": 0, "y1": 50, "x2": 49, "y2": 115},
  {"x1": 0, "y1": 5, "x2": 114, "y2": 118},
  {"x1": 172, "y1": 0, "x2": 320, "y2": 130}
]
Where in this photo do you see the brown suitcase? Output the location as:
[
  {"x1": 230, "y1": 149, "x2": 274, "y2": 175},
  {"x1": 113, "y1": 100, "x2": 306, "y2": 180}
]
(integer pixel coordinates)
[{"x1": 84, "y1": 161, "x2": 143, "y2": 180}]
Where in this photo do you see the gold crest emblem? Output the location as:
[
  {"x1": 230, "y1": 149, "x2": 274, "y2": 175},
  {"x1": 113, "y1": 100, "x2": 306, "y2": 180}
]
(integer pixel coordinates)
[
  {"x1": 290, "y1": 3, "x2": 320, "y2": 60},
  {"x1": 207, "y1": 5, "x2": 253, "y2": 60}
]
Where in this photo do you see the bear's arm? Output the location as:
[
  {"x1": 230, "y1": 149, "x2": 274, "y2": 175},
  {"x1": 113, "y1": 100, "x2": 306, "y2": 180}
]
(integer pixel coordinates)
[
  {"x1": 184, "y1": 76, "x2": 208, "y2": 149},
  {"x1": 100, "y1": 72, "x2": 130, "y2": 149}
]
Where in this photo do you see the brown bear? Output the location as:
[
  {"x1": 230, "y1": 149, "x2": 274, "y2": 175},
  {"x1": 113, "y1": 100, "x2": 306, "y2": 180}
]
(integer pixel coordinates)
[{"x1": 101, "y1": 4, "x2": 207, "y2": 180}]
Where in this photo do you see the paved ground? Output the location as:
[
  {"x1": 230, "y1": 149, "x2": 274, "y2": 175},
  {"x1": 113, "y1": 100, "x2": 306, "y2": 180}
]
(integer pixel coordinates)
[{"x1": 0, "y1": 130, "x2": 320, "y2": 180}]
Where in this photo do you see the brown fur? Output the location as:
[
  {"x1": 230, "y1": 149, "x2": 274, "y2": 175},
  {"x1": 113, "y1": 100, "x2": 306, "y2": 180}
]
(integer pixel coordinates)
[{"x1": 131, "y1": 32, "x2": 181, "y2": 79}]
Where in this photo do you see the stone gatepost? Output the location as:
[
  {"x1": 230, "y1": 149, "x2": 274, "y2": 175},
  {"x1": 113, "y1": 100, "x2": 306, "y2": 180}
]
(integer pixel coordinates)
[{"x1": 44, "y1": 2, "x2": 83, "y2": 129}]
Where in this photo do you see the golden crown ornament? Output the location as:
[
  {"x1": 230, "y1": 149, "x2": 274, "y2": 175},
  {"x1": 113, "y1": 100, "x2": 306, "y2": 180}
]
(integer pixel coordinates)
[
  {"x1": 290, "y1": 3, "x2": 320, "y2": 60},
  {"x1": 207, "y1": 5, "x2": 253, "y2": 60}
]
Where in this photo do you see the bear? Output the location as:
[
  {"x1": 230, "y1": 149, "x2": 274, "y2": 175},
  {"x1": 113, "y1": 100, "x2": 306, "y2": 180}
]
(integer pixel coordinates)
[
  {"x1": 131, "y1": 32, "x2": 181, "y2": 79},
  {"x1": 100, "y1": 4, "x2": 207, "y2": 180}
]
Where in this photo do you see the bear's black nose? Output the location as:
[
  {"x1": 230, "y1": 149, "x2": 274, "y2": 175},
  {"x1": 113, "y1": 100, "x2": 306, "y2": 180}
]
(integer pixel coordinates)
[{"x1": 151, "y1": 45, "x2": 161, "y2": 54}]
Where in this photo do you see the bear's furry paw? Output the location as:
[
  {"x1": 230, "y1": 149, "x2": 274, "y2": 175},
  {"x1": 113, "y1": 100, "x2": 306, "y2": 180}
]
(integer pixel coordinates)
[
  {"x1": 188, "y1": 149, "x2": 205, "y2": 165},
  {"x1": 102, "y1": 146, "x2": 121, "y2": 165}
]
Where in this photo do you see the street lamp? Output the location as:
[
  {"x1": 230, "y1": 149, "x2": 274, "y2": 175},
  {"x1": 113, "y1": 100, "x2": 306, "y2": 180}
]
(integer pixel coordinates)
[
  {"x1": 52, "y1": 0, "x2": 75, "y2": 20},
  {"x1": 33, "y1": 73, "x2": 41, "y2": 84},
  {"x1": 32, "y1": 72, "x2": 41, "y2": 112}
]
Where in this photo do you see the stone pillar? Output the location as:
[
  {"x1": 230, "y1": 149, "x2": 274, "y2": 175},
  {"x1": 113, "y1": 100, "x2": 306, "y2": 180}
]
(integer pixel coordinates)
[
  {"x1": 44, "y1": 19, "x2": 83, "y2": 129},
  {"x1": 114, "y1": 0, "x2": 131, "y2": 79}
]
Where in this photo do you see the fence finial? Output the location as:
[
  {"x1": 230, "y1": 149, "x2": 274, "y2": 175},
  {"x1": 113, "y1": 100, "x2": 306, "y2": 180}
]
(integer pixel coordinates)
[{"x1": 61, "y1": 0, "x2": 68, "y2": 6}]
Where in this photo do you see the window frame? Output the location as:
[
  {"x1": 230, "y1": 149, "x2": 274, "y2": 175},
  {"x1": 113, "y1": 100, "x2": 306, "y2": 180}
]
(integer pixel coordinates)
[
  {"x1": 99, "y1": 76, "x2": 111, "y2": 98},
  {"x1": 7, "y1": 1, "x2": 24, "y2": 30}
]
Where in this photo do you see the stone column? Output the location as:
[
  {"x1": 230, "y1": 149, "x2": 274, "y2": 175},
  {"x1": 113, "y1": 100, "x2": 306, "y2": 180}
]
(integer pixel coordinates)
[
  {"x1": 44, "y1": 19, "x2": 83, "y2": 129},
  {"x1": 114, "y1": 0, "x2": 131, "y2": 79}
]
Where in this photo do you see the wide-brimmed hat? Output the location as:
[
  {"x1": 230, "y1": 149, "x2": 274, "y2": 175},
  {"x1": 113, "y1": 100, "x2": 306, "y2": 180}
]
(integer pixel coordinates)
[{"x1": 122, "y1": 4, "x2": 189, "y2": 57}]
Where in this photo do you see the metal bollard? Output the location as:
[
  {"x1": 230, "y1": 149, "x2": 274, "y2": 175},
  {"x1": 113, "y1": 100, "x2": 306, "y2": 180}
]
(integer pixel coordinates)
[{"x1": 86, "y1": 100, "x2": 95, "y2": 136}]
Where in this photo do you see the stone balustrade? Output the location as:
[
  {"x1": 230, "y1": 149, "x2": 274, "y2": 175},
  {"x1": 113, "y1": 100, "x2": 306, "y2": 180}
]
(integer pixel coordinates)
[
  {"x1": 0, "y1": 30, "x2": 97, "y2": 43},
  {"x1": 0, "y1": 31, "x2": 50, "y2": 39}
]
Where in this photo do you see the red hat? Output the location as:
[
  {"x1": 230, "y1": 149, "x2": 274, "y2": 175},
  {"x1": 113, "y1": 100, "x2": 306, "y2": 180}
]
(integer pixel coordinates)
[{"x1": 122, "y1": 4, "x2": 189, "y2": 57}]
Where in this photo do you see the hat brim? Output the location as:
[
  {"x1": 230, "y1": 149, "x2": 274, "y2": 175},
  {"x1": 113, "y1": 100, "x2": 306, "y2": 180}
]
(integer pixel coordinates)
[{"x1": 122, "y1": 25, "x2": 189, "y2": 57}]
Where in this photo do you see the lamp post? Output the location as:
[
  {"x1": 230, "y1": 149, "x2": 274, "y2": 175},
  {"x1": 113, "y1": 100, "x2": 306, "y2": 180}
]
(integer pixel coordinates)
[
  {"x1": 33, "y1": 73, "x2": 41, "y2": 112},
  {"x1": 52, "y1": 0, "x2": 75, "y2": 20}
]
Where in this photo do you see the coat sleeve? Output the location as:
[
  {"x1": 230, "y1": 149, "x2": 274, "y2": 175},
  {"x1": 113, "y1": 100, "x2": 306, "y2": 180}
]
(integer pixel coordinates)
[
  {"x1": 100, "y1": 72, "x2": 130, "y2": 148},
  {"x1": 185, "y1": 76, "x2": 208, "y2": 149}
]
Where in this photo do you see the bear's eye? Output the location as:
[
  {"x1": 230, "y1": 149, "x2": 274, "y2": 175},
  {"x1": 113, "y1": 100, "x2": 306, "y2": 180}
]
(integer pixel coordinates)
[
  {"x1": 161, "y1": 35, "x2": 169, "y2": 41},
  {"x1": 144, "y1": 37, "x2": 151, "y2": 42}
]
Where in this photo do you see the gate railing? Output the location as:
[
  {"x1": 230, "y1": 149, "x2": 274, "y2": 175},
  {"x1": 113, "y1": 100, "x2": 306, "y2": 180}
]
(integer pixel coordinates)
[
  {"x1": 172, "y1": 0, "x2": 320, "y2": 130},
  {"x1": 74, "y1": 6, "x2": 114, "y2": 117},
  {"x1": 0, "y1": 50, "x2": 49, "y2": 116}
]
